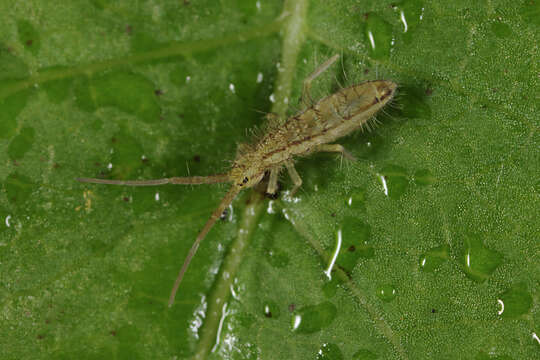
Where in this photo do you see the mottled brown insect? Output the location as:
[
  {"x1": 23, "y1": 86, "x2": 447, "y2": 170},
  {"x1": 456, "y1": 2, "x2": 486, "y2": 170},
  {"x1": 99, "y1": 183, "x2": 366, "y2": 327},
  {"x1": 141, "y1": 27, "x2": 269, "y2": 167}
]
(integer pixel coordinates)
[{"x1": 77, "y1": 55, "x2": 397, "y2": 306}]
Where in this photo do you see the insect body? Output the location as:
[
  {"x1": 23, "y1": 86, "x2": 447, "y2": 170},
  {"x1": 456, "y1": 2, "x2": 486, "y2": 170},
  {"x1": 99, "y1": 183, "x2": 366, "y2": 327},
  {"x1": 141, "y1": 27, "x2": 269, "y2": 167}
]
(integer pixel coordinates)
[{"x1": 77, "y1": 55, "x2": 397, "y2": 306}]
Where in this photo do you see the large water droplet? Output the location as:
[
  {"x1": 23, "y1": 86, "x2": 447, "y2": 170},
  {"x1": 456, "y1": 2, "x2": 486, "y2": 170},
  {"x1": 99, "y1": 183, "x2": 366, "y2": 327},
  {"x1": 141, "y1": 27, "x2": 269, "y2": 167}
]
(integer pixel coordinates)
[
  {"x1": 316, "y1": 343, "x2": 343, "y2": 360},
  {"x1": 291, "y1": 302, "x2": 337, "y2": 334},
  {"x1": 337, "y1": 217, "x2": 374, "y2": 272},
  {"x1": 419, "y1": 244, "x2": 450, "y2": 272},
  {"x1": 497, "y1": 282, "x2": 532, "y2": 319},
  {"x1": 460, "y1": 234, "x2": 503, "y2": 283},
  {"x1": 376, "y1": 284, "x2": 397, "y2": 302}
]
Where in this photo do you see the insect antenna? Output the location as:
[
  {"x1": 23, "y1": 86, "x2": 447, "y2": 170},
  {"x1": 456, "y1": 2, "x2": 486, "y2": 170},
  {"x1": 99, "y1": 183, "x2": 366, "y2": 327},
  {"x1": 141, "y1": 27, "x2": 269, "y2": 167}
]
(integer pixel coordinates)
[
  {"x1": 76, "y1": 174, "x2": 230, "y2": 186},
  {"x1": 168, "y1": 185, "x2": 241, "y2": 307}
]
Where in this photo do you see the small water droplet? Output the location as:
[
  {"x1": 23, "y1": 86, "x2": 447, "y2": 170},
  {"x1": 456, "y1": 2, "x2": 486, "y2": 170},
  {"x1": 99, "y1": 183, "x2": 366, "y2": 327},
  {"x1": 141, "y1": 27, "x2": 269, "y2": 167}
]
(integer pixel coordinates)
[
  {"x1": 497, "y1": 283, "x2": 532, "y2": 319},
  {"x1": 419, "y1": 244, "x2": 450, "y2": 272},
  {"x1": 262, "y1": 300, "x2": 280, "y2": 319},
  {"x1": 392, "y1": 1, "x2": 425, "y2": 43},
  {"x1": 346, "y1": 188, "x2": 366, "y2": 209},
  {"x1": 316, "y1": 343, "x2": 344, "y2": 360},
  {"x1": 291, "y1": 302, "x2": 337, "y2": 334},
  {"x1": 379, "y1": 165, "x2": 408, "y2": 199},
  {"x1": 353, "y1": 348, "x2": 378, "y2": 360},
  {"x1": 228, "y1": 83, "x2": 235, "y2": 94},
  {"x1": 8, "y1": 127, "x2": 35, "y2": 161},
  {"x1": 460, "y1": 234, "x2": 503, "y2": 283},
  {"x1": 376, "y1": 284, "x2": 397, "y2": 302},
  {"x1": 256, "y1": 72, "x2": 263, "y2": 83},
  {"x1": 363, "y1": 14, "x2": 393, "y2": 60}
]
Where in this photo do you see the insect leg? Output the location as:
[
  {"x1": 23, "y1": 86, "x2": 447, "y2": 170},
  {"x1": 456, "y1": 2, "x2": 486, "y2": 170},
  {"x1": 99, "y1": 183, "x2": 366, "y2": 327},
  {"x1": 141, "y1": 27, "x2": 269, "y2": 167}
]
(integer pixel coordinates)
[
  {"x1": 285, "y1": 160, "x2": 303, "y2": 196},
  {"x1": 301, "y1": 54, "x2": 340, "y2": 107},
  {"x1": 313, "y1": 144, "x2": 356, "y2": 161},
  {"x1": 267, "y1": 167, "x2": 281, "y2": 195},
  {"x1": 76, "y1": 174, "x2": 230, "y2": 186}
]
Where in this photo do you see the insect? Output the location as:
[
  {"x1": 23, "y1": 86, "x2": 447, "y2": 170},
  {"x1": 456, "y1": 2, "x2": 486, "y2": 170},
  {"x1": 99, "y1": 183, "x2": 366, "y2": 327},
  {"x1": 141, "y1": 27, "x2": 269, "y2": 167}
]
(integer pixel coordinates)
[{"x1": 77, "y1": 55, "x2": 397, "y2": 307}]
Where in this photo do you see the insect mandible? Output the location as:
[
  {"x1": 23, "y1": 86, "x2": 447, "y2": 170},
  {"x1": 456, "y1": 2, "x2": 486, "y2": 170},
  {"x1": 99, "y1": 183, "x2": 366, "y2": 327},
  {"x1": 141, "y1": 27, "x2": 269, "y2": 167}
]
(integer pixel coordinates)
[{"x1": 77, "y1": 54, "x2": 397, "y2": 307}]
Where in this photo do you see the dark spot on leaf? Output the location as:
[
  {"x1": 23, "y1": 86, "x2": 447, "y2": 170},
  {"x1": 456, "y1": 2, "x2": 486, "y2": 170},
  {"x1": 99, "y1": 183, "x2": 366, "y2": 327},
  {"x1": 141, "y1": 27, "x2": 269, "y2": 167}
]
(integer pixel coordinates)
[
  {"x1": 243, "y1": 177, "x2": 249, "y2": 184},
  {"x1": 53, "y1": 163, "x2": 60, "y2": 169},
  {"x1": 331, "y1": 212, "x2": 336, "y2": 217},
  {"x1": 288, "y1": 303, "x2": 296, "y2": 312},
  {"x1": 111, "y1": 137, "x2": 117, "y2": 143},
  {"x1": 348, "y1": 245, "x2": 356, "y2": 252},
  {"x1": 425, "y1": 87, "x2": 433, "y2": 96},
  {"x1": 37, "y1": 334, "x2": 44, "y2": 340},
  {"x1": 220, "y1": 208, "x2": 229, "y2": 220},
  {"x1": 123, "y1": 197, "x2": 130, "y2": 202},
  {"x1": 110, "y1": 330, "x2": 117, "y2": 336},
  {"x1": 264, "y1": 311, "x2": 272, "y2": 318},
  {"x1": 431, "y1": 308, "x2": 436, "y2": 313},
  {"x1": 125, "y1": 25, "x2": 132, "y2": 35},
  {"x1": 193, "y1": 155, "x2": 201, "y2": 162},
  {"x1": 25, "y1": 39, "x2": 33, "y2": 46},
  {"x1": 154, "y1": 89, "x2": 163, "y2": 96}
]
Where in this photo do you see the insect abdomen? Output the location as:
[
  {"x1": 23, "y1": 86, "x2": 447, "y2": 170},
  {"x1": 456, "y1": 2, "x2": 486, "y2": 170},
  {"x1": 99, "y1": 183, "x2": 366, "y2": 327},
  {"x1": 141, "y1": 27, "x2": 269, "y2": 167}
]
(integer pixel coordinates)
[{"x1": 260, "y1": 80, "x2": 397, "y2": 165}]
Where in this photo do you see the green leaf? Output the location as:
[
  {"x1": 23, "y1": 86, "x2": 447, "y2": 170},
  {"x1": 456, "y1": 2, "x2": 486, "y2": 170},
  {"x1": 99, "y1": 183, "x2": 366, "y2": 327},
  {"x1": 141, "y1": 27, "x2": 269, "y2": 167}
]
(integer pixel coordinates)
[{"x1": 1, "y1": 0, "x2": 538, "y2": 359}]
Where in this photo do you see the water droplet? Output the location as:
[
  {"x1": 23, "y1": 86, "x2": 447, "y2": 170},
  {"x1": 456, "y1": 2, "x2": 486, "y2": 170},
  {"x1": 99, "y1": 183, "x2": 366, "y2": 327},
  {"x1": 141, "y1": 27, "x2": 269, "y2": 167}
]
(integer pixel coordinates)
[
  {"x1": 413, "y1": 169, "x2": 436, "y2": 186},
  {"x1": 363, "y1": 14, "x2": 393, "y2": 60},
  {"x1": 317, "y1": 343, "x2": 343, "y2": 360},
  {"x1": 392, "y1": 1, "x2": 425, "y2": 43},
  {"x1": 256, "y1": 72, "x2": 263, "y2": 83},
  {"x1": 262, "y1": 300, "x2": 280, "y2": 319},
  {"x1": 291, "y1": 302, "x2": 337, "y2": 334},
  {"x1": 17, "y1": 20, "x2": 41, "y2": 55},
  {"x1": 266, "y1": 247, "x2": 289, "y2": 269},
  {"x1": 353, "y1": 348, "x2": 378, "y2": 360},
  {"x1": 322, "y1": 276, "x2": 344, "y2": 298},
  {"x1": 335, "y1": 217, "x2": 374, "y2": 273},
  {"x1": 346, "y1": 188, "x2": 366, "y2": 210},
  {"x1": 497, "y1": 283, "x2": 532, "y2": 319},
  {"x1": 419, "y1": 244, "x2": 450, "y2": 272},
  {"x1": 4, "y1": 172, "x2": 35, "y2": 205},
  {"x1": 7, "y1": 127, "x2": 35, "y2": 160},
  {"x1": 376, "y1": 284, "x2": 396, "y2": 302},
  {"x1": 74, "y1": 72, "x2": 160, "y2": 123},
  {"x1": 379, "y1": 165, "x2": 408, "y2": 199},
  {"x1": 460, "y1": 234, "x2": 503, "y2": 283}
]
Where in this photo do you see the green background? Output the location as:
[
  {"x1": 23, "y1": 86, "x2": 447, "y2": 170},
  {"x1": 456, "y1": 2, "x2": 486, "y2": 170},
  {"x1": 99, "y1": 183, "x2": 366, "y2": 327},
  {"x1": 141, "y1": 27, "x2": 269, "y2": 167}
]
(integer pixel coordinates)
[{"x1": 1, "y1": 0, "x2": 538, "y2": 359}]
